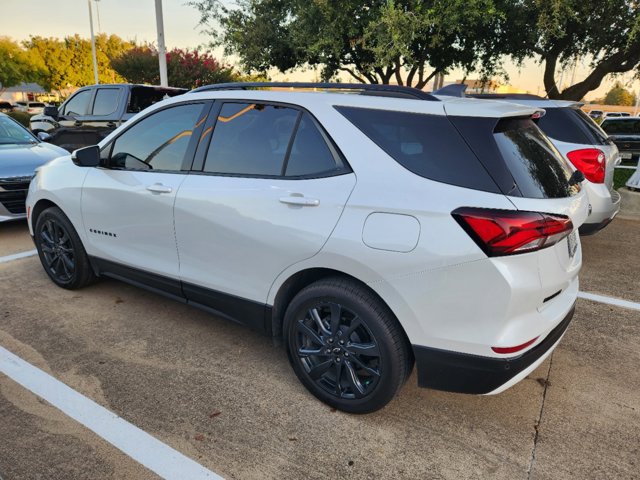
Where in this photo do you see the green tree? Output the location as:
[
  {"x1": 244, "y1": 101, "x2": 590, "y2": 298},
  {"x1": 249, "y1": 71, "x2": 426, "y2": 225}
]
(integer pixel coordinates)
[
  {"x1": 0, "y1": 37, "x2": 45, "y2": 92},
  {"x1": 603, "y1": 82, "x2": 636, "y2": 106},
  {"x1": 504, "y1": 0, "x2": 640, "y2": 100},
  {"x1": 189, "y1": 0, "x2": 507, "y2": 87},
  {"x1": 24, "y1": 34, "x2": 132, "y2": 92},
  {"x1": 112, "y1": 46, "x2": 236, "y2": 88}
]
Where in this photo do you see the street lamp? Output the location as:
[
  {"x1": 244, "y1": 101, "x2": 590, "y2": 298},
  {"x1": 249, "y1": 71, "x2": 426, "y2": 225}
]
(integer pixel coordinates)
[
  {"x1": 155, "y1": 0, "x2": 168, "y2": 87},
  {"x1": 87, "y1": 0, "x2": 99, "y2": 84}
]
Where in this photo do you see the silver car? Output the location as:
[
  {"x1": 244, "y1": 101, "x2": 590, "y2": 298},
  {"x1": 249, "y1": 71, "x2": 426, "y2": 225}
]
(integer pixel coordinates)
[{"x1": 0, "y1": 113, "x2": 67, "y2": 222}]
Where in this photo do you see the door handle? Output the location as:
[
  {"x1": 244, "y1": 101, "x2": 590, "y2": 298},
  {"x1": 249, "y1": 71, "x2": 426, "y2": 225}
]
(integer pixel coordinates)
[
  {"x1": 106, "y1": 122, "x2": 116, "y2": 128},
  {"x1": 146, "y1": 183, "x2": 173, "y2": 194},
  {"x1": 279, "y1": 195, "x2": 320, "y2": 207},
  {"x1": 74, "y1": 121, "x2": 82, "y2": 127}
]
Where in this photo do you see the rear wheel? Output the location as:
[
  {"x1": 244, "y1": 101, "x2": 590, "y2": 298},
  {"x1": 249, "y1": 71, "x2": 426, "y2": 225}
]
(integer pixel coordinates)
[
  {"x1": 284, "y1": 277, "x2": 412, "y2": 413},
  {"x1": 34, "y1": 206, "x2": 96, "y2": 289}
]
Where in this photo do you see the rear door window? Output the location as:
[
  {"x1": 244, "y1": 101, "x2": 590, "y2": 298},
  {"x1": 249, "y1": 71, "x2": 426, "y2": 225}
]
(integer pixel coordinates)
[
  {"x1": 285, "y1": 113, "x2": 343, "y2": 177},
  {"x1": 335, "y1": 106, "x2": 499, "y2": 192},
  {"x1": 203, "y1": 103, "x2": 299, "y2": 176},
  {"x1": 493, "y1": 118, "x2": 578, "y2": 199},
  {"x1": 92, "y1": 88, "x2": 120, "y2": 116},
  {"x1": 536, "y1": 107, "x2": 609, "y2": 145}
]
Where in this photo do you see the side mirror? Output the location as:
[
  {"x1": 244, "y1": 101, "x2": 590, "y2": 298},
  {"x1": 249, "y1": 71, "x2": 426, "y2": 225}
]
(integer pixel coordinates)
[
  {"x1": 37, "y1": 131, "x2": 52, "y2": 142},
  {"x1": 71, "y1": 145, "x2": 101, "y2": 167},
  {"x1": 44, "y1": 105, "x2": 59, "y2": 118}
]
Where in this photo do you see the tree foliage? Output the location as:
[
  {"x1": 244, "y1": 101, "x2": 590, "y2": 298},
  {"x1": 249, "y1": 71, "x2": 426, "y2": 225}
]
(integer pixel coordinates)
[
  {"x1": 603, "y1": 81, "x2": 636, "y2": 106},
  {"x1": 23, "y1": 34, "x2": 132, "y2": 92},
  {"x1": 189, "y1": 0, "x2": 507, "y2": 88},
  {"x1": 504, "y1": 0, "x2": 640, "y2": 100},
  {"x1": 111, "y1": 46, "x2": 236, "y2": 88},
  {"x1": 0, "y1": 37, "x2": 46, "y2": 91}
]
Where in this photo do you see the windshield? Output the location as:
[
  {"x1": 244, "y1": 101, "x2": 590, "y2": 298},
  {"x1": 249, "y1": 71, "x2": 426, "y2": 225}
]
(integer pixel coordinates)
[
  {"x1": 601, "y1": 119, "x2": 640, "y2": 135},
  {"x1": 0, "y1": 116, "x2": 37, "y2": 144}
]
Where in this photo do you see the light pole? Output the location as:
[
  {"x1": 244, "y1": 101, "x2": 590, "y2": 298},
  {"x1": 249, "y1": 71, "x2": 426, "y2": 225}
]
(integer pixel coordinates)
[
  {"x1": 87, "y1": 0, "x2": 99, "y2": 84},
  {"x1": 155, "y1": 0, "x2": 168, "y2": 87}
]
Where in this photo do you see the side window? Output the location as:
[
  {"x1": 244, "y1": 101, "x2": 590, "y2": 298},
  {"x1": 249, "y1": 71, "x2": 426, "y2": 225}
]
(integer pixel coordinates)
[
  {"x1": 92, "y1": 88, "x2": 120, "y2": 116},
  {"x1": 285, "y1": 113, "x2": 341, "y2": 176},
  {"x1": 203, "y1": 103, "x2": 299, "y2": 176},
  {"x1": 109, "y1": 103, "x2": 205, "y2": 172},
  {"x1": 61, "y1": 89, "x2": 92, "y2": 117}
]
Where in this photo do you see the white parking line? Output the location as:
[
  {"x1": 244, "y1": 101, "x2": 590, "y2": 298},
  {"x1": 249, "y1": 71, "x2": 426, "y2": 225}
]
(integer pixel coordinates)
[
  {"x1": 577, "y1": 291, "x2": 640, "y2": 312},
  {"x1": 0, "y1": 346, "x2": 223, "y2": 480},
  {"x1": 0, "y1": 249, "x2": 37, "y2": 264}
]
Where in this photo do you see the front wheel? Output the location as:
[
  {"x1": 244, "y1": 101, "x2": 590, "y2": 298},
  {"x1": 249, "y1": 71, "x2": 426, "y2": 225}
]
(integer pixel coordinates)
[
  {"x1": 284, "y1": 277, "x2": 412, "y2": 413},
  {"x1": 34, "y1": 206, "x2": 96, "y2": 289}
]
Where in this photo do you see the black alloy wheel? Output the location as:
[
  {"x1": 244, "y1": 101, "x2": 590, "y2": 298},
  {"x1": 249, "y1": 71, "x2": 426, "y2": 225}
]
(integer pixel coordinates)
[
  {"x1": 295, "y1": 302, "x2": 381, "y2": 399},
  {"x1": 34, "y1": 206, "x2": 96, "y2": 289},
  {"x1": 285, "y1": 277, "x2": 412, "y2": 413},
  {"x1": 39, "y1": 217, "x2": 75, "y2": 283}
]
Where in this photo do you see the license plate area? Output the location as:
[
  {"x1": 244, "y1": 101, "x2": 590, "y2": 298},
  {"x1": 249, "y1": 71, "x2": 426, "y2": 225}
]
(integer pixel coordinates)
[{"x1": 620, "y1": 152, "x2": 632, "y2": 160}]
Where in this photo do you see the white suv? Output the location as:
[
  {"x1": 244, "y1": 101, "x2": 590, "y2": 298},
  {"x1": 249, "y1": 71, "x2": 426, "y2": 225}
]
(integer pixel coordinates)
[{"x1": 27, "y1": 83, "x2": 588, "y2": 413}]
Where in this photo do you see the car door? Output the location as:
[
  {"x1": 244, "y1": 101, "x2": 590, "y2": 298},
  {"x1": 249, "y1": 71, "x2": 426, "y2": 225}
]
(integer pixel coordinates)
[
  {"x1": 81, "y1": 100, "x2": 211, "y2": 289},
  {"x1": 174, "y1": 102, "x2": 356, "y2": 328}
]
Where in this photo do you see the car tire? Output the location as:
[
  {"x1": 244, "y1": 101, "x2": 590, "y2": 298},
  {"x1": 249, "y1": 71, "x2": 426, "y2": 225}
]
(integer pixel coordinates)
[
  {"x1": 34, "y1": 206, "x2": 97, "y2": 290},
  {"x1": 284, "y1": 276, "x2": 412, "y2": 413}
]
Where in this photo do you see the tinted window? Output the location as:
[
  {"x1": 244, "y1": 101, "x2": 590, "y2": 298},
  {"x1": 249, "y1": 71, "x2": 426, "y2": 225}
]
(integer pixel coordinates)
[
  {"x1": 62, "y1": 90, "x2": 92, "y2": 116},
  {"x1": 204, "y1": 103, "x2": 299, "y2": 176},
  {"x1": 601, "y1": 119, "x2": 640, "y2": 135},
  {"x1": 109, "y1": 103, "x2": 205, "y2": 171},
  {"x1": 285, "y1": 113, "x2": 340, "y2": 176},
  {"x1": 336, "y1": 106, "x2": 498, "y2": 192},
  {"x1": 29, "y1": 102, "x2": 45, "y2": 107},
  {"x1": 92, "y1": 88, "x2": 120, "y2": 116},
  {"x1": 537, "y1": 107, "x2": 609, "y2": 145},
  {"x1": 494, "y1": 118, "x2": 578, "y2": 199}
]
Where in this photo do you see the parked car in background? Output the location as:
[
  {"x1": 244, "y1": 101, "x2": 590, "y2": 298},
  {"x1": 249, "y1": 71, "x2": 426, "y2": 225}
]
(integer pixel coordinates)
[
  {"x1": 600, "y1": 117, "x2": 640, "y2": 161},
  {"x1": 30, "y1": 84, "x2": 188, "y2": 152},
  {"x1": 0, "y1": 113, "x2": 67, "y2": 222},
  {"x1": 436, "y1": 87, "x2": 620, "y2": 235},
  {"x1": 27, "y1": 82, "x2": 587, "y2": 413},
  {"x1": 13, "y1": 101, "x2": 46, "y2": 115},
  {"x1": 602, "y1": 112, "x2": 628, "y2": 119},
  {"x1": 588, "y1": 110, "x2": 604, "y2": 120},
  {"x1": 0, "y1": 101, "x2": 13, "y2": 113}
]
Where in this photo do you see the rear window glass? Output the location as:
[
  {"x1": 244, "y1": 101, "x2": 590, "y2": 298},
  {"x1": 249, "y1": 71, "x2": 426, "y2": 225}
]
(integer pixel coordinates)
[
  {"x1": 600, "y1": 119, "x2": 640, "y2": 135},
  {"x1": 537, "y1": 107, "x2": 609, "y2": 145},
  {"x1": 92, "y1": 88, "x2": 120, "y2": 116},
  {"x1": 335, "y1": 106, "x2": 498, "y2": 192},
  {"x1": 494, "y1": 118, "x2": 578, "y2": 199},
  {"x1": 29, "y1": 102, "x2": 45, "y2": 107}
]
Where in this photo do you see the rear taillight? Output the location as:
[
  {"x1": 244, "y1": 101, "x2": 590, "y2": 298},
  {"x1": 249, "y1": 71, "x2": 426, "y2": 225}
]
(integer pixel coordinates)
[
  {"x1": 452, "y1": 207, "x2": 573, "y2": 257},
  {"x1": 566, "y1": 148, "x2": 605, "y2": 183}
]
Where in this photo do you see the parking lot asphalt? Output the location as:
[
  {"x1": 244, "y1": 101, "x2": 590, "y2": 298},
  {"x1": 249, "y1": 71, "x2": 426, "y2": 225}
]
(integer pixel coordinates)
[{"x1": 0, "y1": 218, "x2": 639, "y2": 479}]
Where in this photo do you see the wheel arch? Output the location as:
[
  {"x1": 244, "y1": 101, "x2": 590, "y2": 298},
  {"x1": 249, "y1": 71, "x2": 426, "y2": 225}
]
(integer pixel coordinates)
[
  {"x1": 30, "y1": 198, "x2": 59, "y2": 231},
  {"x1": 270, "y1": 267, "x2": 412, "y2": 354}
]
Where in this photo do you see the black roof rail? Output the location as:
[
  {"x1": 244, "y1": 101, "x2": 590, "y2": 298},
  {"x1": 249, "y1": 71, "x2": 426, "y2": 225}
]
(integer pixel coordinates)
[{"x1": 189, "y1": 82, "x2": 439, "y2": 101}]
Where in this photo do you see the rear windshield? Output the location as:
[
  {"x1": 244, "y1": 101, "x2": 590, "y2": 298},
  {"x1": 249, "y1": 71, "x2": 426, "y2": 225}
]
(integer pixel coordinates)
[
  {"x1": 334, "y1": 106, "x2": 499, "y2": 193},
  {"x1": 600, "y1": 119, "x2": 640, "y2": 135},
  {"x1": 29, "y1": 102, "x2": 45, "y2": 107},
  {"x1": 493, "y1": 118, "x2": 579, "y2": 199},
  {"x1": 537, "y1": 107, "x2": 609, "y2": 145}
]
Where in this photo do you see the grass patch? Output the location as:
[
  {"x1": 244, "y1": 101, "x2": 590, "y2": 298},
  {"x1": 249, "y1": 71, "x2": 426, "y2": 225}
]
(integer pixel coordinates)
[{"x1": 614, "y1": 168, "x2": 635, "y2": 190}]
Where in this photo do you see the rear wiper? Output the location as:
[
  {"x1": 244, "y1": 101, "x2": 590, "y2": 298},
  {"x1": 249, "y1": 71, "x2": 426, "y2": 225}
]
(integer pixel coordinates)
[{"x1": 568, "y1": 170, "x2": 585, "y2": 186}]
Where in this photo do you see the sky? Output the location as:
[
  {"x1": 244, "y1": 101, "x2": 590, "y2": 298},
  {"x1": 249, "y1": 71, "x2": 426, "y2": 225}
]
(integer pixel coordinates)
[{"x1": 2, "y1": 0, "x2": 638, "y2": 100}]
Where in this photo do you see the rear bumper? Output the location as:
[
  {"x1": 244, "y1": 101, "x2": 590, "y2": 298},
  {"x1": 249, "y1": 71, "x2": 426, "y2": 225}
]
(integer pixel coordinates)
[
  {"x1": 412, "y1": 303, "x2": 575, "y2": 394},
  {"x1": 580, "y1": 189, "x2": 620, "y2": 235}
]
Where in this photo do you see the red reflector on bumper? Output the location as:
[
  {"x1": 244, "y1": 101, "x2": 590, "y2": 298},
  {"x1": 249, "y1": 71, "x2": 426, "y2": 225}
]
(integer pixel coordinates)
[{"x1": 491, "y1": 336, "x2": 539, "y2": 354}]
